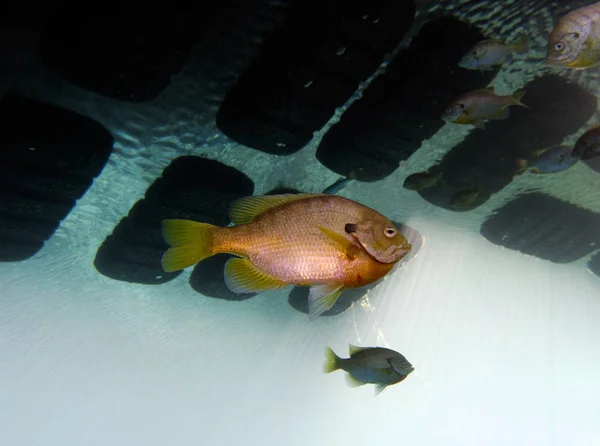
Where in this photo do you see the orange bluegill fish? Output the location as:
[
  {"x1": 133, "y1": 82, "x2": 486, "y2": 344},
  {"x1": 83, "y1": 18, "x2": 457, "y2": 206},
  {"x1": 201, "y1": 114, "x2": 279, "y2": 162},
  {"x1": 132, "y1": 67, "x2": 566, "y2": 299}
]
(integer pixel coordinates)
[
  {"x1": 161, "y1": 194, "x2": 412, "y2": 319},
  {"x1": 442, "y1": 87, "x2": 530, "y2": 129},
  {"x1": 546, "y1": 1, "x2": 600, "y2": 69}
]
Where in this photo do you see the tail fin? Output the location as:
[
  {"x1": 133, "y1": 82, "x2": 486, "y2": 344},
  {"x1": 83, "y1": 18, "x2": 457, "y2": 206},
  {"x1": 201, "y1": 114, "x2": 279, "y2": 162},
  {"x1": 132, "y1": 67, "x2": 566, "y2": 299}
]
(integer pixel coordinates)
[
  {"x1": 512, "y1": 35, "x2": 528, "y2": 53},
  {"x1": 161, "y1": 219, "x2": 217, "y2": 272},
  {"x1": 323, "y1": 347, "x2": 341, "y2": 374},
  {"x1": 511, "y1": 89, "x2": 531, "y2": 109},
  {"x1": 515, "y1": 159, "x2": 529, "y2": 174}
]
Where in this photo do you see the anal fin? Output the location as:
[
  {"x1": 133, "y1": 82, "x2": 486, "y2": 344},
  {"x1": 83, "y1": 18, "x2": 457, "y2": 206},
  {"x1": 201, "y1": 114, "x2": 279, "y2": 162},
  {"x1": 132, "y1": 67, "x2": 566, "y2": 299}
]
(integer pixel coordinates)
[
  {"x1": 224, "y1": 258, "x2": 288, "y2": 294},
  {"x1": 375, "y1": 383, "x2": 388, "y2": 396}
]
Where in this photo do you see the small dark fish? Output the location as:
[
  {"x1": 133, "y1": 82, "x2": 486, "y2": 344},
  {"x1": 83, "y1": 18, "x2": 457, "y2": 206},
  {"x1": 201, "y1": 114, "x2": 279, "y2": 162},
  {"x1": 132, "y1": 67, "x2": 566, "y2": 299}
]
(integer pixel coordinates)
[
  {"x1": 323, "y1": 171, "x2": 357, "y2": 194},
  {"x1": 516, "y1": 145, "x2": 579, "y2": 174},
  {"x1": 324, "y1": 344, "x2": 414, "y2": 395},
  {"x1": 403, "y1": 171, "x2": 444, "y2": 191},
  {"x1": 450, "y1": 186, "x2": 483, "y2": 209},
  {"x1": 574, "y1": 126, "x2": 600, "y2": 160}
]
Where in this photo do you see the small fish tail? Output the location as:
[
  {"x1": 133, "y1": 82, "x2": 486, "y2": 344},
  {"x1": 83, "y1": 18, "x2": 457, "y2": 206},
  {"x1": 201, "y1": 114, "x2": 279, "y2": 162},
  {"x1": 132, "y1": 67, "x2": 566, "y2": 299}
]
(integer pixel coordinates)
[
  {"x1": 511, "y1": 89, "x2": 531, "y2": 109},
  {"x1": 323, "y1": 347, "x2": 341, "y2": 374},
  {"x1": 515, "y1": 158, "x2": 529, "y2": 174},
  {"x1": 161, "y1": 219, "x2": 217, "y2": 272},
  {"x1": 512, "y1": 34, "x2": 528, "y2": 53}
]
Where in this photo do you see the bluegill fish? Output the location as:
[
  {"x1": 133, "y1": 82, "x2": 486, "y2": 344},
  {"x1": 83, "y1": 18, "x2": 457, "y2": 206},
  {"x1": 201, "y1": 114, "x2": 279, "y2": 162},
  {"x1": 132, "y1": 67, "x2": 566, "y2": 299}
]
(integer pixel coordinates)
[
  {"x1": 574, "y1": 125, "x2": 600, "y2": 160},
  {"x1": 323, "y1": 171, "x2": 357, "y2": 194},
  {"x1": 516, "y1": 145, "x2": 579, "y2": 174},
  {"x1": 324, "y1": 344, "x2": 414, "y2": 395},
  {"x1": 546, "y1": 1, "x2": 600, "y2": 69},
  {"x1": 450, "y1": 186, "x2": 483, "y2": 209},
  {"x1": 403, "y1": 171, "x2": 444, "y2": 191},
  {"x1": 459, "y1": 35, "x2": 528, "y2": 71},
  {"x1": 442, "y1": 88, "x2": 530, "y2": 129},
  {"x1": 161, "y1": 194, "x2": 411, "y2": 320}
]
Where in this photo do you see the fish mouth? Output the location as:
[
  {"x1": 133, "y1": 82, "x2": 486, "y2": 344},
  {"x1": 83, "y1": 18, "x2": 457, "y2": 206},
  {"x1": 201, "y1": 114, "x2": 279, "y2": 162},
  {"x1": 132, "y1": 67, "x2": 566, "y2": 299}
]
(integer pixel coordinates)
[
  {"x1": 400, "y1": 366, "x2": 415, "y2": 375},
  {"x1": 390, "y1": 244, "x2": 412, "y2": 262},
  {"x1": 361, "y1": 243, "x2": 411, "y2": 264},
  {"x1": 544, "y1": 56, "x2": 569, "y2": 67}
]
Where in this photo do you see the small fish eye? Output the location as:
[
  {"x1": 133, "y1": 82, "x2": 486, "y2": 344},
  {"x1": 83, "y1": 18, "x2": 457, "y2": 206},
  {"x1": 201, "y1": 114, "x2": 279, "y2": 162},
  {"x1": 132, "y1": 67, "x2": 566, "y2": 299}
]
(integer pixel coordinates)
[
  {"x1": 573, "y1": 32, "x2": 580, "y2": 39},
  {"x1": 459, "y1": 103, "x2": 465, "y2": 109},
  {"x1": 384, "y1": 227, "x2": 396, "y2": 238},
  {"x1": 555, "y1": 42, "x2": 564, "y2": 51}
]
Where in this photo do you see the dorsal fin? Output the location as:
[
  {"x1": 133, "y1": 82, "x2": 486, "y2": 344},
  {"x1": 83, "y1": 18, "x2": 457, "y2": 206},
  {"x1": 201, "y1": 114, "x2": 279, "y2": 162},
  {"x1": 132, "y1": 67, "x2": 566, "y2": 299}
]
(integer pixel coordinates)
[
  {"x1": 349, "y1": 344, "x2": 370, "y2": 356},
  {"x1": 532, "y1": 147, "x2": 551, "y2": 158},
  {"x1": 229, "y1": 193, "x2": 322, "y2": 224}
]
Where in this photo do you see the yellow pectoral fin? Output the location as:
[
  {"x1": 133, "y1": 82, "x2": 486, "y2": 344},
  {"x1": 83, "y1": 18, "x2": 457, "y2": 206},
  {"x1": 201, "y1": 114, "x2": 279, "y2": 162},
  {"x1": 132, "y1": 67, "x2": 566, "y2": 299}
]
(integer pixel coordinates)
[
  {"x1": 317, "y1": 226, "x2": 360, "y2": 260},
  {"x1": 453, "y1": 112, "x2": 472, "y2": 124},
  {"x1": 223, "y1": 257, "x2": 288, "y2": 294},
  {"x1": 567, "y1": 47, "x2": 600, "y2": 69},
  {"x1": 229, "y1": 193, "x2": 323, "y2": 224},
  {"x1": 532, "y1": 147, "x2": 550, "y2": 158}
]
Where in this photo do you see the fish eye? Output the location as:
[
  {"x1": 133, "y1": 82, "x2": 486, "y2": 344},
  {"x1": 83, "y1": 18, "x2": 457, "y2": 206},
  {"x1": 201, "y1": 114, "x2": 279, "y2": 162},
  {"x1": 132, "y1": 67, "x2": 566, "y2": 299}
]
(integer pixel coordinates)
[
  {"x1": 384, "y1": 227, "x2": 397, "y2": 238},
  {"x1": 459, "y1": 103, "x2": 465, "y2": 109},
  {"x1": 573, "y1": 32, "x2": 580, "y2": 39},
  {"x1": 554, "y1": 41, "x2": 564, "y2": 51}
]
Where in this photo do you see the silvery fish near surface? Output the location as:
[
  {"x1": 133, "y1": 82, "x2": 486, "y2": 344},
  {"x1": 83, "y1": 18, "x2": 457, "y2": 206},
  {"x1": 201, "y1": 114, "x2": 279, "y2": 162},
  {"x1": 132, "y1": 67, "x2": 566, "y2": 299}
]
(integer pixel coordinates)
[
  {"x1": 160, "y1": 194, "x2": 411, "y2": 320},
  {"x1": 516, "y1": 145, "x2": 580, "y2": 174},
  {"x1": 459, "y1": 35, "x2": 528, "y2": 71},
  {"x1": 442, "y1": 88, "x2": 530, "y2": 129},
  {"x1": 546, "y1": 1, "x2": 600, "y2": 69},
  {"x1": 324, "y1": 344, "x2": 414, "y2": 395},
  {"x1": 574, "y1": 125, "x2": 600, "y2": 160}
]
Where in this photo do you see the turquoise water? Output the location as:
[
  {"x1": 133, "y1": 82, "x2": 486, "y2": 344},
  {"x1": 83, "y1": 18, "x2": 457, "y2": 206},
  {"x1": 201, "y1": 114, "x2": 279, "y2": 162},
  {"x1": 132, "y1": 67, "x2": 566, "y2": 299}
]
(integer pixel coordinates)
[{"x1": 1, "y1": 1, "x2": 599, "y2": 445}]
